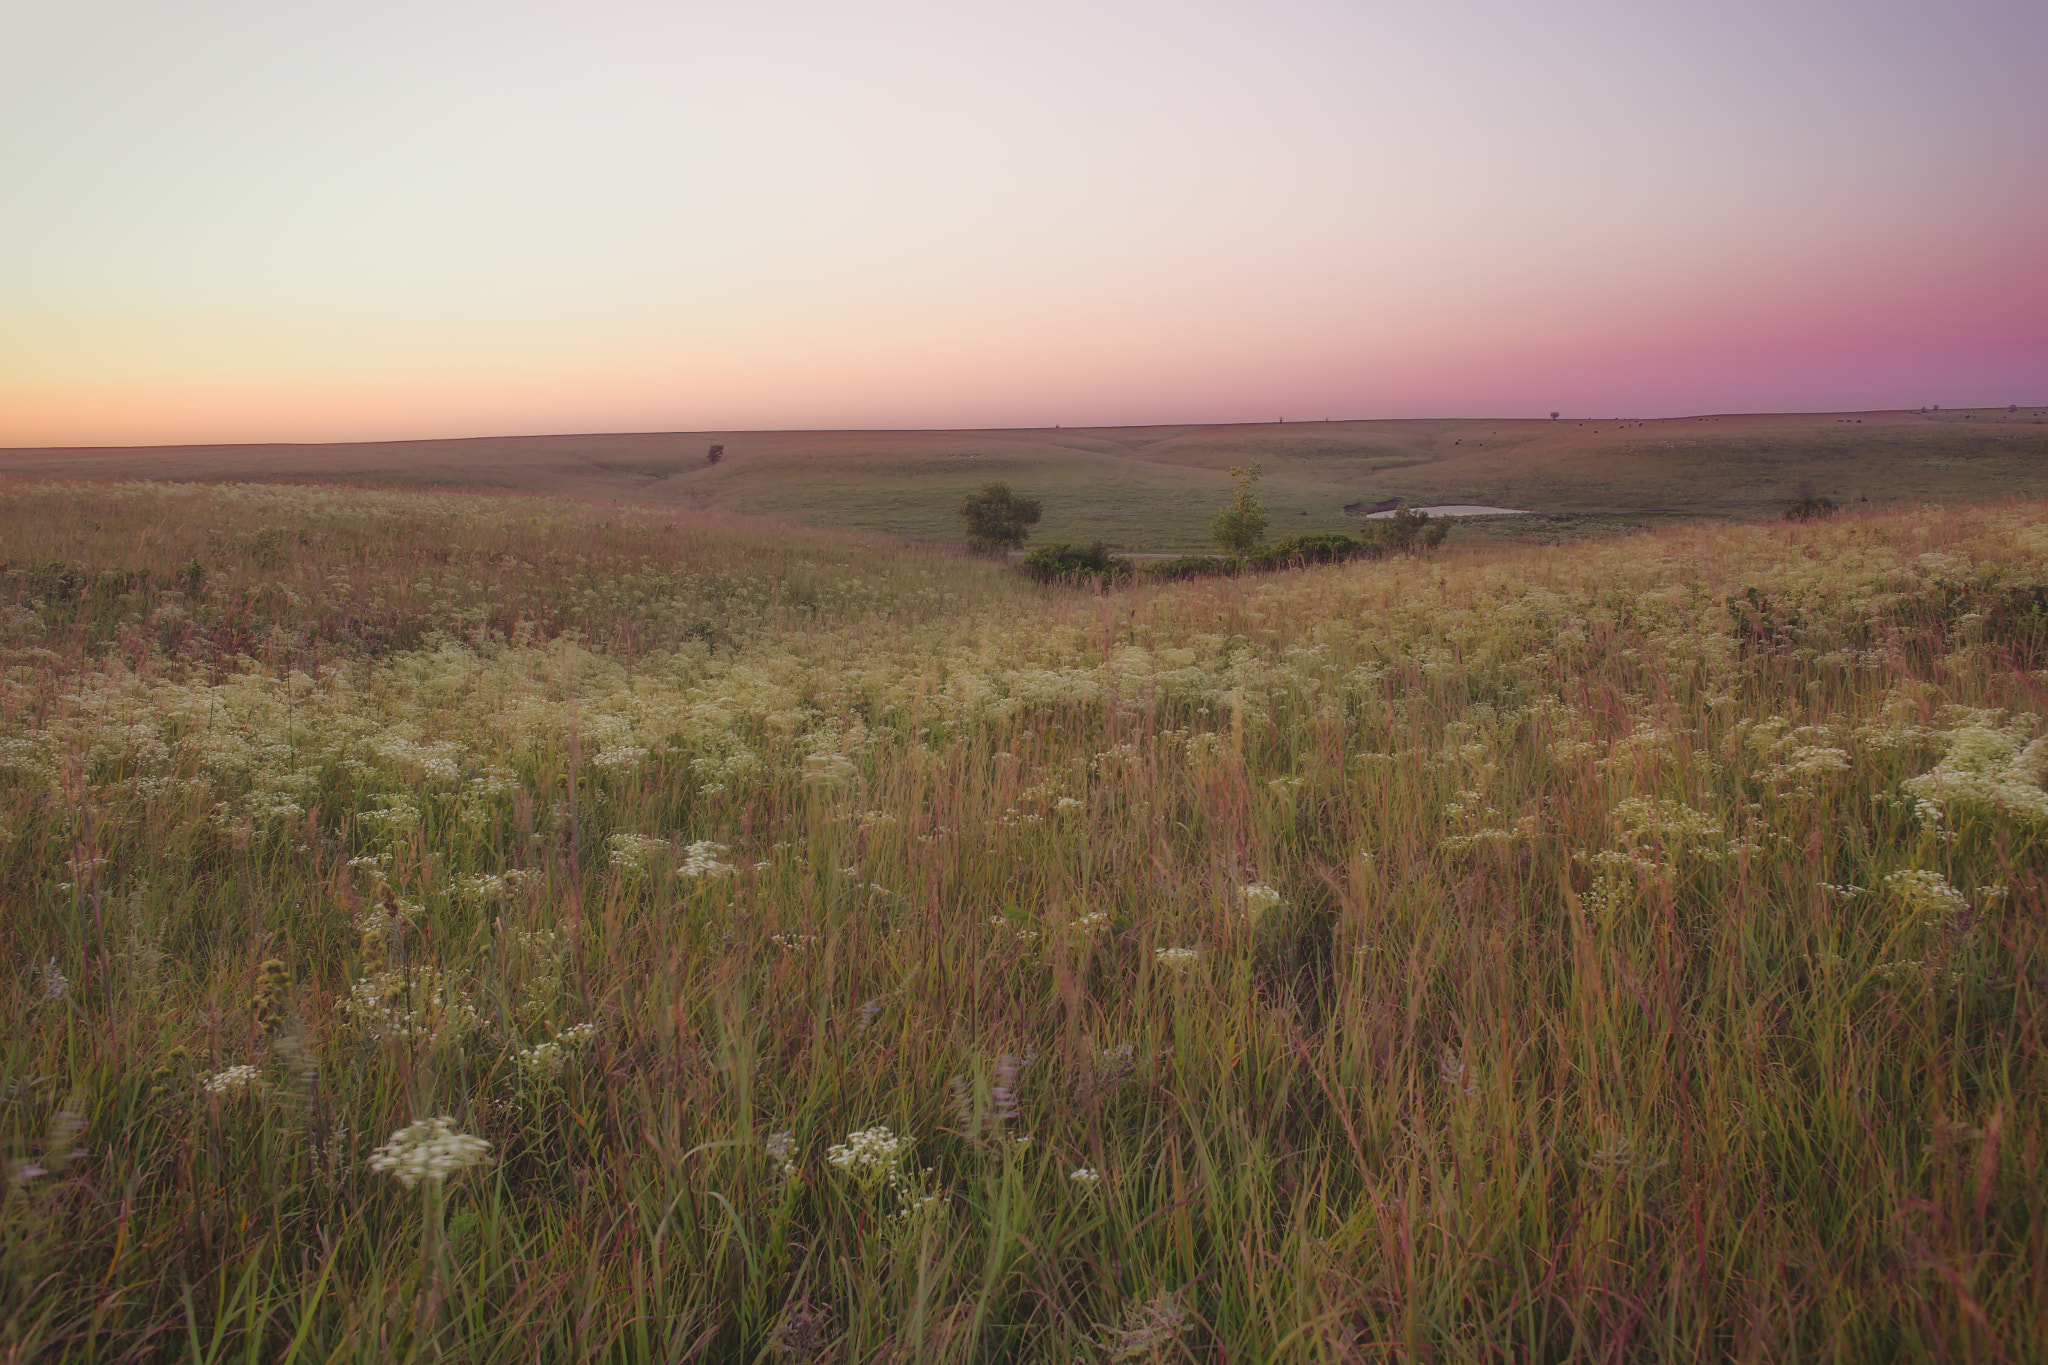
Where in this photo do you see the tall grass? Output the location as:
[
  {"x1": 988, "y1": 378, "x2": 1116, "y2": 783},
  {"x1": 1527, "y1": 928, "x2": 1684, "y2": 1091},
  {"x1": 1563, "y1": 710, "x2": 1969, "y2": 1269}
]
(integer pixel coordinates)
[{"x1": 3, "y1": 480, "x2": 2045, "y2": 1361}]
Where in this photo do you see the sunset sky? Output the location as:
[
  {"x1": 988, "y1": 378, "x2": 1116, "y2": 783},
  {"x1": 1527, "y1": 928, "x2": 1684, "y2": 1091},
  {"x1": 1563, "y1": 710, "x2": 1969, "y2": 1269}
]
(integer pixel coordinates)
[{"x1": 3, "y1": 0, "x2": 2043, "y2": 446}]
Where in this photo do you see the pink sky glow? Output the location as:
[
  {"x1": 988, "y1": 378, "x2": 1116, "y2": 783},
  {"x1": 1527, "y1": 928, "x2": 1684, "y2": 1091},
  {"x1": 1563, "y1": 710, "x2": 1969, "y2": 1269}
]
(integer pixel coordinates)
[{"x1": 2, "y1": 0, "x2": 2042, "y2": 447}]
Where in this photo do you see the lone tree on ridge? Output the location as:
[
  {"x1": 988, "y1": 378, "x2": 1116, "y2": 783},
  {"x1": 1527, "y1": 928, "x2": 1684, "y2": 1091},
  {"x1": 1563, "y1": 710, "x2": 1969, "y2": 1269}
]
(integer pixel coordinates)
[{"x1": 958, "y1": 482, "x2": 1043, "y2": 554}]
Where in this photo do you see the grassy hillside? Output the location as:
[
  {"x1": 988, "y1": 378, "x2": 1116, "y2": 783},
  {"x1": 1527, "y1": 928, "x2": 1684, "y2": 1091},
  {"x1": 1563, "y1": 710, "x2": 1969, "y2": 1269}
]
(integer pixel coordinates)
[
  {"x1": 3, "y1": 481, "x2": 2046, "y2": 1359},
  {"x1": 6, "y1": 406, "x2": 2045, "y2": 551}
]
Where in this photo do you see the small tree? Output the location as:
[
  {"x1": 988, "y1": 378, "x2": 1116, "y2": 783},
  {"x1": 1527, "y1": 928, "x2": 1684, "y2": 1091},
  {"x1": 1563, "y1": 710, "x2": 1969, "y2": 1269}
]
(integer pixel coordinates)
[
  {"x1": 706, "y1": 444, "x2": 724, "y2": 465},
  {"x1": 1211, "y1": 462, "x2": 1268, "y2": 556},
  {"x1": 958, "y1": 482, "x2": 1043, "y2": 553},
  {"x1": 1378, "y1": 503, "x2": 1449, "y2": 553}
]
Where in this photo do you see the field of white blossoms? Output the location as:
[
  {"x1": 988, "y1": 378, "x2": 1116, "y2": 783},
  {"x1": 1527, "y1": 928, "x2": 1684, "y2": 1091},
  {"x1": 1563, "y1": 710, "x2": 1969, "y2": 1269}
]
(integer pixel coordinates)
[{"x1": 3, "y1": 480, "x2": 2046, "y2": 1362}]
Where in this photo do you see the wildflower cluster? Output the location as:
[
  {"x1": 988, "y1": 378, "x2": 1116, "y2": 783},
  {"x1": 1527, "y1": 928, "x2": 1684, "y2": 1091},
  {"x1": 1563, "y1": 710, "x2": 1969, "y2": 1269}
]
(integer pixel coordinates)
[
  {"x1": 366, "y1": 1116, "x2": 492, "y2": 1188},
  {"x1": 516, "y1": 1022, "x2": 599, "y2": 1078},
  {"x1": 1902, "y1": 724, "x2": 2048, "y2": 827},
  {"x1": 765, "y1": 1130, "x2": 799, "y2": 1181},
  {"x1": 1884, "y1": 868, "x2": 1971, "y2": 926},
  {"x1": 825, "y1": 1125, "x2": 910, "y2": 1181},
  {"x1": 1241, "y1": 883, "x2": 1282, "y2": 921},
  {"x1": 677, "y1": 840, "x2": 737, "y2": 879},
  {"x1": 344, "y1": 965, "x2": 479, "y2": 1044},
  {"x1": 202, "y1": 1065, "x2": 262, "y2": 1096},
  {"x1": 825, "y1": 1124, "x2": 936, "y2": 1219}
]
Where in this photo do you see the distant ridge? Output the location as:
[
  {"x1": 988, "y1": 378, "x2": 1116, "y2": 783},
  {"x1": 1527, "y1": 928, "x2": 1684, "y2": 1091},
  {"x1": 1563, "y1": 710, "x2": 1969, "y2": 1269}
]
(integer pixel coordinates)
[{"x1": 5, "y1": 407, "x2": 2044, "y2": 552}]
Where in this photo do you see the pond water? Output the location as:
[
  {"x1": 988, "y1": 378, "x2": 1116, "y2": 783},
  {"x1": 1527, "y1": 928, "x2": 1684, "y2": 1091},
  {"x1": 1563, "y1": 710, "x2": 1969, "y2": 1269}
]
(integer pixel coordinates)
[{"x1": 1363, "y1": 504, "x2": 1529, "y2": 518}]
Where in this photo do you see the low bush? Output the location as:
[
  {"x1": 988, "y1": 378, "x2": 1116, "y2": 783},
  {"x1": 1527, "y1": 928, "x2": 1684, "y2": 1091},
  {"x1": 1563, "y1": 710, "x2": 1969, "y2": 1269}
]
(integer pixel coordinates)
[
  {"x1": 1246, "y1": 532, "x2": 1381, "y2": 570},
  {"x1": 1140, "y1": 554, "x2": 1237, "y2": 581},
  {"x1": 1019, "y1": 540, "x2": 1133, "y2": 586}
]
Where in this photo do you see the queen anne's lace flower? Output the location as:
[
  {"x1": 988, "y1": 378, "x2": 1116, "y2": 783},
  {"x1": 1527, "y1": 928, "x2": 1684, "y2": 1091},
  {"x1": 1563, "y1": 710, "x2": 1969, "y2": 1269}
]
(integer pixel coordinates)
[
  {"x1": 202, "y1": 1065, "x2": 262, "y2": 1095},
  {"x1": 1885, "y1": 868, "x2": 1970, "y2": 924},
  {"x1": 367, "y1": 1116, "x2": 491, "y2": 1188},
  {"x1": 1154, "y1": 946, "x2": 1197, "y2": 971},
  {"x1": 678, "y1": 840, "x2": 737, "y2": 879},
  {"x1": 1903, "y1": 727, "x2": 2048, "y2": 824}
]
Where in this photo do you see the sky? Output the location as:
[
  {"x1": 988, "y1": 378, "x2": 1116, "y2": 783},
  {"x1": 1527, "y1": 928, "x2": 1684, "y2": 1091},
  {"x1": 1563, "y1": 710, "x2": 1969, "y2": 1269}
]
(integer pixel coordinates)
[{"x1": 2, "y1": 0, "x2": 2043, "y2": 446}]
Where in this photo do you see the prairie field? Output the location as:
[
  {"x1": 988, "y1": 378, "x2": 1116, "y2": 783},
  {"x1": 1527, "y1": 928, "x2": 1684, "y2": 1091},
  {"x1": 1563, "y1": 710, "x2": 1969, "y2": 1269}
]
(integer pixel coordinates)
[
  {"x1": 3, "y1": 479, "x2": 2048, "y2": 1362},
  {"x1": 6, "y1": 406, "x2": 2046, "y2": 551}
]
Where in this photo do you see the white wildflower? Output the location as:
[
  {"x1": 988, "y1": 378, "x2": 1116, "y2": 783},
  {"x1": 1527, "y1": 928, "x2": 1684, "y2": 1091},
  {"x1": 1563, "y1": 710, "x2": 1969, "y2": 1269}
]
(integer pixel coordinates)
[
  {"x1": 765, "y1": 1129, "x2": 799, "y2": 1181},
  {"x1": 677, "y1": 840, "x2": 736, "y2": 879},
  {"x1": 1153, "y1": 946, "x2": 1197, "y2": 972},
  {"x1": 1884, "y1": 868, "x2": 1970, "y2": 924},
  {"x1": 518, "y1": 1022, "x2": 598, "y2": 1077},
  {"x1": 344, "y1": 966, "x2": 479, "y2": 1044},
  {"x1": 451, "y1": 870, "x2": 532, "y2": 902},
  {"x1": 894, "y1": 1189, "x2": 940, "y2": 1220},
  {"x1": 606, "y1": 833, "x2": 666, "y2": 874},
  {"x1": 1069, "y1": 1166, "x2": 1102, "y2": 1185},
  {"x1": 826, "y1": 1125, "x2": 910, "y2": 1182},
  {"x1": 1241, "y1": 884, "x2": 1283, "y2": 920},
  {"x1": 202, "y1": 1065, "x2": 263, "y2": 1095},
  {"x1": 1902, "y1": 726, "x2": 2048, "y2": 825},
  {"x1": 367, "y1": 1116, "x2": 492, "y2": 1188}
]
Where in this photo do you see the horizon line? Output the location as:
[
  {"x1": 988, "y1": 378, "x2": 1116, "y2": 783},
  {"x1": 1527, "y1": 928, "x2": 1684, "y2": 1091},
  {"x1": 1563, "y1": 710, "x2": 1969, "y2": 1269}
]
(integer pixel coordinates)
[{"x1": 7, "y1": 404, "x2": 2043, "y2": 453}]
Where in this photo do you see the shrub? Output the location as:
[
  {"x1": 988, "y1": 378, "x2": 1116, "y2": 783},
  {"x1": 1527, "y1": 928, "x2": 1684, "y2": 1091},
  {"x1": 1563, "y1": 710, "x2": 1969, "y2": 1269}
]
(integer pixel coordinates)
[
  {"x1": 1785, "y1": 495, "x2": 1838, "y2": 522},
  {"x1": 1375, "y1": 504, "x2": 1449, "y2": 553},
  {"x1": 1247, "y1": 532, "x2": 1378, "y2": 570},
  {"x1": 1019, "y1": 541, "x2": 1133, "y2": 586},
  {"x1": 1141, "y1": 554, "x2": 1237, "y2": 581}
]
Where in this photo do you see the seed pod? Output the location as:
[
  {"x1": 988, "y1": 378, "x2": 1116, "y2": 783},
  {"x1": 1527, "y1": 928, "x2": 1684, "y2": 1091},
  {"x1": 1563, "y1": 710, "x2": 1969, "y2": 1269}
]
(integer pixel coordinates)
[{"x1": 252, "y1": 959, "x2": 289, "y2": 1034}]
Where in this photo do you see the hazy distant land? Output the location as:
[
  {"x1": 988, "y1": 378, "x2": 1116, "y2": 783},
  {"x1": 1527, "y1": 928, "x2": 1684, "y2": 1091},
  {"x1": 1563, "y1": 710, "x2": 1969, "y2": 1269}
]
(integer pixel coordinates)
[{"x1": 6, "y1": 406, "x2": 2043, "y2": 550}]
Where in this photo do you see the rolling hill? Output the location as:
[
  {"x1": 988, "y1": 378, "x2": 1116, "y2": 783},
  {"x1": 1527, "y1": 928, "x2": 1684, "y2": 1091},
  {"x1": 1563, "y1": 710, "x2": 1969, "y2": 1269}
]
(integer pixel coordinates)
[{"x1": 5, "y1": 406, "x2": 2044, "y2": 550}]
